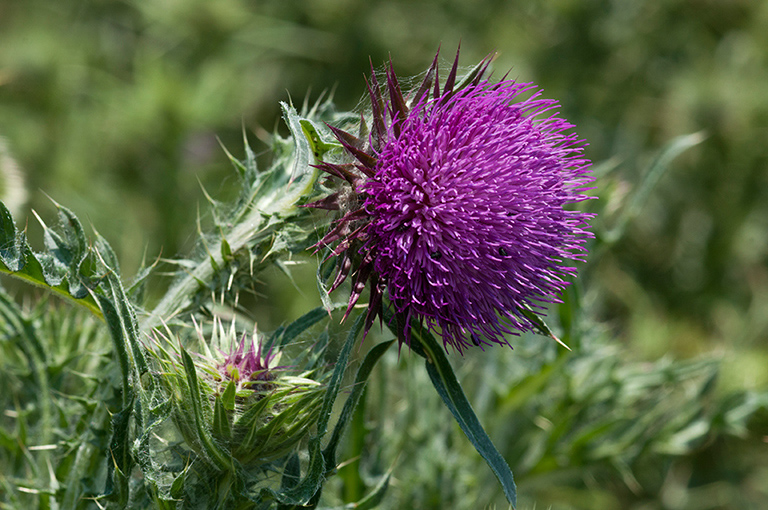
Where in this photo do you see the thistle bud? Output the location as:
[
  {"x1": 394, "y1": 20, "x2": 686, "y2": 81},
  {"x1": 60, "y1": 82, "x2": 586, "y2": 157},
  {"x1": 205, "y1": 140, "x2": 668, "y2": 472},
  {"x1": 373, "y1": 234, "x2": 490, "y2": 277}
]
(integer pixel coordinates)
[{"x1": 146, "y1": 319, "x2": 327, "y2": 476}]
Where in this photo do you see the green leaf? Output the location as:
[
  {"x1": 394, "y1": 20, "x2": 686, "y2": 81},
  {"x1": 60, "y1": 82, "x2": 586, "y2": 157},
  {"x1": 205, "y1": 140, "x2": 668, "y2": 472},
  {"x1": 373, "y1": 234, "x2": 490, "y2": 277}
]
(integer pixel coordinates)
[
  {"x1": 519, "y1": 304, "x2": 571, "y2": 351},
  {"x1": 95, "y1": 295, "x2": 132, "y2": 404},
  {"x1": 300, "y1": 119, "x2": 341, "y2": 161},
  {"x1": 353, "y1": 473, "x2": 391, "y2": 510},
  {"x1": 410, "y1": 325, "x2": 518, "y2": 508},
  {"x1": 282, "y1": 102, "x2": 314, "y2": 182},
  {"x1": 0, "y1": 199, "x2": 18, "y2": 252},
  {"x1": 323, "y1": 339, "x2": 395, "y2": 472},
  {"x1": 605, "y1": 131, "x2": 705, "y2": 243},
  {"x1": 103, "y1": 399, "x2": 134, "y2": 505},
  {"x1": 221, "y1": 380, "x2": 236, "y2": 411},
  {"x1": 99, "y1": 271, "x2": 147, "y2": 375},
  {"x1": 220, "y1": 237, "x2": 233, "y2": 261},
  {"x1": 170, "y1": 470, "x2": 186, "y2": 500},
  {"x1": 0, "y1": 201, "x2": 102, "y2": 317}
]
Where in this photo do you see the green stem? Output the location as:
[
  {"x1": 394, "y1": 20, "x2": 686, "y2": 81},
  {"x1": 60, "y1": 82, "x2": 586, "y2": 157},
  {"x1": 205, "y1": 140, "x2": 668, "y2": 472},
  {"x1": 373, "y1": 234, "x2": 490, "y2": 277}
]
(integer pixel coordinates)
[
  {"x1": 142, "y1": 208, "x2": 269, "y2": 332},
  {"x1": 141, "y1": 168, "x2": 318, "y2": 333}
]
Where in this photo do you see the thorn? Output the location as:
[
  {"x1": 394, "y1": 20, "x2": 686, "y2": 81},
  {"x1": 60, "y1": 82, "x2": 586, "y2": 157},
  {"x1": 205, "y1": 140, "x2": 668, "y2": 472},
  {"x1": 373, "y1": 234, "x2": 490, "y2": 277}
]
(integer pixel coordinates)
[
  {"x1": 197, "y1": 176, "x2": 216, "y2": 205},
  {"x1": 551, "y1": 333, "x2": 572, "y2": 351}
]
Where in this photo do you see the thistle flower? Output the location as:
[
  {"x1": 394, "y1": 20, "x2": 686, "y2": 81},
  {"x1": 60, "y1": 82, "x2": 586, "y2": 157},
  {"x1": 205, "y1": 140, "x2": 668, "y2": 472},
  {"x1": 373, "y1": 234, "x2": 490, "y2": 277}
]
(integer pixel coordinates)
[
  {"x1": 146, "y1": 320, "x2": 326, "y2": 472},
  {"x1": 313, "y1": 49, "x2": 595, "y2": 352}
]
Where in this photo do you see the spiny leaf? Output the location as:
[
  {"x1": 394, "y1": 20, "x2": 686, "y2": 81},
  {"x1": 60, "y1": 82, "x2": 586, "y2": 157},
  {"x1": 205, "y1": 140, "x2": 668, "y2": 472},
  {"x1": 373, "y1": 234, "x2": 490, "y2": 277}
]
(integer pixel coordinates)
[
  {"x1": 144, "y1": 107, "x2": 323, "y2": 332},
  {"x1": 0, "y1": 201, "x2": 101, "y2": 317}
]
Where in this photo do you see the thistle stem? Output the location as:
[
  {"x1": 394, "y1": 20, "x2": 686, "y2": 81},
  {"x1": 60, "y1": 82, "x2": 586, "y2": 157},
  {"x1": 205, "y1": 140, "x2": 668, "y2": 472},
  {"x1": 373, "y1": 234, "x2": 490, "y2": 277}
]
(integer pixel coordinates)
[{"x1": 141, "y1": 167, "x2": 318, "y2": 333}]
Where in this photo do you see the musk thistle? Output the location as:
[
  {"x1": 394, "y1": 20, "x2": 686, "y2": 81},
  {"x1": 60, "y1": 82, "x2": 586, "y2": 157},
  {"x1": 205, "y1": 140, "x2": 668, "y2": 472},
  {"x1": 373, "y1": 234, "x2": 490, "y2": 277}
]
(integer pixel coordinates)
[{"x1": 312, "y1": 49, "x2": 595, "y2": 352}]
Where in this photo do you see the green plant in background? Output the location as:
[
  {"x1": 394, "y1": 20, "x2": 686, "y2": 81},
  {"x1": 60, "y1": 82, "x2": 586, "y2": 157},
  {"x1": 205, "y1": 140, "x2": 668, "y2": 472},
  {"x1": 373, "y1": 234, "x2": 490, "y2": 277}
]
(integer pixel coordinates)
[
  {"x1": 0, "y1": 138, "x2": 26, "y2": 218},
  {"x1": 1, "y1": 48, "x2": 766, "y2": 510}
]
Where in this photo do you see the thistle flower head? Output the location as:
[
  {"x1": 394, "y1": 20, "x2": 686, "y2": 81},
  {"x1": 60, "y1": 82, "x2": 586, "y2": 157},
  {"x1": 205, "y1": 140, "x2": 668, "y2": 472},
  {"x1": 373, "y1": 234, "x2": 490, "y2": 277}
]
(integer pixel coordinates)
[{"x1": 313, "y1": 49, "x2": 595, "y2": 353}]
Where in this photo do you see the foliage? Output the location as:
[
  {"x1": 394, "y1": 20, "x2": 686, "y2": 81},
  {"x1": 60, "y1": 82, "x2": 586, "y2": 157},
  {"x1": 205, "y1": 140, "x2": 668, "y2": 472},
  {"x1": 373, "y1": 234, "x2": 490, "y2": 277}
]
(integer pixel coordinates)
[{"x1": 1, "y1": 2, "x2": 768, "y2": 508}]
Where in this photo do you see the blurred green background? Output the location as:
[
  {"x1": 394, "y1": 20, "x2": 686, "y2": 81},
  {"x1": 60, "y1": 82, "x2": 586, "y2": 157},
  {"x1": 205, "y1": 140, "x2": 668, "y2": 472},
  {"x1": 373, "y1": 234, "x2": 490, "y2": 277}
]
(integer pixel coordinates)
[{"x1": 1, "y1": 0, "x2": 767, "y2": 508}]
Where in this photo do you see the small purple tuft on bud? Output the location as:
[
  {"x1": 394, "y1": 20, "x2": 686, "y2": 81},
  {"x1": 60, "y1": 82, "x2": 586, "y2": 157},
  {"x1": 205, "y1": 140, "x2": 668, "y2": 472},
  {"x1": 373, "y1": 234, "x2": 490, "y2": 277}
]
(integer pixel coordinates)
[{"x1": 217, "y1": 334, "x2": 276, "y2": 388}]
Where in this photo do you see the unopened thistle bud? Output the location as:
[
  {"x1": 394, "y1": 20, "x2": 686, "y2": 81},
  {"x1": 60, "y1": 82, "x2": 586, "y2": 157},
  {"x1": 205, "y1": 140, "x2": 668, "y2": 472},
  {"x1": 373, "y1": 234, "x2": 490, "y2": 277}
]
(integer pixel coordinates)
[{"x1": 147, "y1": 319, "x2": 327, "y2": 472}]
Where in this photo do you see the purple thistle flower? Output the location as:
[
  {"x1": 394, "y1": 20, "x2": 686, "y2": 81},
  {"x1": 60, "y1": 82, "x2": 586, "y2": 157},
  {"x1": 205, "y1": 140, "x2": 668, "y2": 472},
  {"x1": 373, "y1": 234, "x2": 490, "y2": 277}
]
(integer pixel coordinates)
[
  {"x1": 312, "y1": 49, "x2": 595, "y2": 353},
  {"x1": 218, "y1": 334, "x2": 276, "y2": 387}
]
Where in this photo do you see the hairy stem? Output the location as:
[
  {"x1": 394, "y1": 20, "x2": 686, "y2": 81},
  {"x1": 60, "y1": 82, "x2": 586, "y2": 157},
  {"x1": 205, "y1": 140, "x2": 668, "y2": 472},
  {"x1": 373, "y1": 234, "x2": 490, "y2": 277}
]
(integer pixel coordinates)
[{"x1": 141, "y1": 167, "x2": 318, "y2": 333}]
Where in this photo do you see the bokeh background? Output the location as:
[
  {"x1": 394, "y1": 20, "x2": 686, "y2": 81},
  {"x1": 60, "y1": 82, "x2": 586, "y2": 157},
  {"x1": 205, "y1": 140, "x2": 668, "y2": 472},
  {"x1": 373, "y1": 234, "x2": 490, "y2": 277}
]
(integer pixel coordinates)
[{"x1": 1, "y1": 1, "x2": 767, "y2": 509}]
